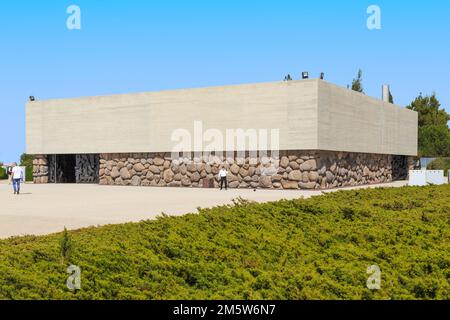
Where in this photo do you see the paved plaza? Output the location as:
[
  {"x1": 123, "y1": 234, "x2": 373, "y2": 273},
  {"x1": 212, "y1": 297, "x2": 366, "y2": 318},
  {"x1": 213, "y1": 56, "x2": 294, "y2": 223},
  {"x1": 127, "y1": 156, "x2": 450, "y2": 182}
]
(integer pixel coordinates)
[{"x1": 0, "y1": 181, "x2": 408, "y2": 238}]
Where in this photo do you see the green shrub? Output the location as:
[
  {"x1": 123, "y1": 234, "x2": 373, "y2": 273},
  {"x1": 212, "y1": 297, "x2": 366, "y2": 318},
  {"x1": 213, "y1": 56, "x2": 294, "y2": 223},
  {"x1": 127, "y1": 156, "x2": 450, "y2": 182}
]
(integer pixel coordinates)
[
  {"x1": 20, "y1": 153, "x2": 34, "y2": 182},
  {"x1": 427, "y1": 158, "x2": 450, "y2": 176},
  {"x1": 25, "y1": 166, "x2": 33, "y2": 182},
  {"x1": 0, "y1": 185, "x2": 449, "y2": 300},
  {"x1": 0, "y1": 167, "x2": 7, "y2": 180}
]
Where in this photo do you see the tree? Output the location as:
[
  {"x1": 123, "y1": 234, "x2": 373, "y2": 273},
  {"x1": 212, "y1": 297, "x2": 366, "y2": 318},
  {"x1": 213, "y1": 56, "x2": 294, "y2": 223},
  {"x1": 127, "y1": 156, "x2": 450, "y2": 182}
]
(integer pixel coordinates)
[
  {"x1": 418, "y1": 125, "x2": 450, "y2": 157},
  {"x1": 351, "y1": 69, "x2": 364, "y2": 93},
  {"x1": 407, "y1": 93, "x2": 450, "y2": 157},
  {"x1": 406, "y1": 93, "x2": 450, "y2": 127},
  {"x1": 20, "y1": 153, "x2": 33, "y2": 168},
  {"x1": 20, "y1": 153, "x2": 34, "y2": 182}
]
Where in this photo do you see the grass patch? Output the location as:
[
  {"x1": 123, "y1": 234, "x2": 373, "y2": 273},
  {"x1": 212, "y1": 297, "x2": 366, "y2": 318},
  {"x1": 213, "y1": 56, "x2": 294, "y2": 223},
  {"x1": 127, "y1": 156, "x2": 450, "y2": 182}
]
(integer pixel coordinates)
[{"x1": 0, "y1": 185, "x2": 449, "y2": 300}]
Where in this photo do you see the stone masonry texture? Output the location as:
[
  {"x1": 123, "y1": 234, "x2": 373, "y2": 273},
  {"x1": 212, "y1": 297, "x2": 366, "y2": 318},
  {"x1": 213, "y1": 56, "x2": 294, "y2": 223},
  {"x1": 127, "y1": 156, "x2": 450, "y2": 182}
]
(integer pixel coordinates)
[{"x1": 90, "y1": 151, "x2": 415, "y2": 190}]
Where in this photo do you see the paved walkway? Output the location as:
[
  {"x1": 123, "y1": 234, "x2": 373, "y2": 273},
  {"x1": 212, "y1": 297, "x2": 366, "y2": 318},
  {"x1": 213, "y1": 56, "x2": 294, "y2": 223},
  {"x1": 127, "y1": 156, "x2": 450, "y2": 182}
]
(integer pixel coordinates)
[{"x1": 0, "y1": 180, "x2": 408, "y2": 239}]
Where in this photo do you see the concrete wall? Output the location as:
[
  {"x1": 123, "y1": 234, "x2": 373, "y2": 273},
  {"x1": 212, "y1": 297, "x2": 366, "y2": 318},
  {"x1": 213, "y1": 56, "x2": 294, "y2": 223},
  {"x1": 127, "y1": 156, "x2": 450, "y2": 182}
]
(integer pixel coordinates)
[
  {"x1": 26, "y1": 79, "x2": 418, "y2": 156},
  {"x1": 317, "y1": 81, "x2": 418, "y2": 156},
  {"x1": 26, "y1": 80, "x2": 318, "y2": 154}
]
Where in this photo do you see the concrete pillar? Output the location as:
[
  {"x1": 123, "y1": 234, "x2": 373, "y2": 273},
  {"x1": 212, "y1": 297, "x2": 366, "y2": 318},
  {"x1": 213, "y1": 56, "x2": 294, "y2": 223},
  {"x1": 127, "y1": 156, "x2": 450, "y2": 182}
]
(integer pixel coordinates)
[{"x1": 382, "y1": 85, "x2": 390, "y2": 103}]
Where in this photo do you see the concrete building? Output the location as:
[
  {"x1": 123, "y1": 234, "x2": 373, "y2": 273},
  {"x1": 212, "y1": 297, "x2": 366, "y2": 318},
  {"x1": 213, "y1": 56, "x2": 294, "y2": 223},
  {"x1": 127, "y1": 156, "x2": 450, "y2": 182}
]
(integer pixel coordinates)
[{"x1": 27, "y1": 79, "x2": 418, "y2": 189}]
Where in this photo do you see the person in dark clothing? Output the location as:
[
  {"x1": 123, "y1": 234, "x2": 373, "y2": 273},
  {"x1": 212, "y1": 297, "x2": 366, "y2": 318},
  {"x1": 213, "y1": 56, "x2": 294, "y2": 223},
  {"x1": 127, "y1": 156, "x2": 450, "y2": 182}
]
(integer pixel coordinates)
[{"x1": 218, "y1": 167, "x2": 228, "y2": 190}]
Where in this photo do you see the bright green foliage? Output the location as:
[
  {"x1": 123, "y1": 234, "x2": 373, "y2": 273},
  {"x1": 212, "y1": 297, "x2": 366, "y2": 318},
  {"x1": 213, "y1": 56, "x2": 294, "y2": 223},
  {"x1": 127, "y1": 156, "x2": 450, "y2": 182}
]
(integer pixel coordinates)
[
  {"x1": 427, "y1": 158, "x2": 450, "y2": 176},
  {"x1": 407, "y1": 94, "x2": 450, "y2": 127},
  {"x1": 25, "y1": 167, "x2": 33, "y2": 182},
  {"x1": 0, "y1": 167, "x2": 7, "y2": 180},
  {"x1": 60, "y1": 228, "x2": 73, "y2": 263},
  {"x1": 0, "y1": 185, "x2": 449, "y2": 300},
  {"x1": 407, "y1": 93, "x2": 450, "y2": 157},
  {"x1": 20, "y1": 153, "x2": 34, "y2": 182},
  {"x1": 418, "y1": 125, "x2": 450, "y2": 157}
]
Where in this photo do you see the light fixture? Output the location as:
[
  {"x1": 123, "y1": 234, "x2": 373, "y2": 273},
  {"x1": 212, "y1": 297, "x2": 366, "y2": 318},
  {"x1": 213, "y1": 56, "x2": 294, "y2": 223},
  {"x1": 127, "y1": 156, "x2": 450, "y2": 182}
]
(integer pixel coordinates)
[
  {"x1": 302, "y1": 72, "x2": 309, "y2": 79},
  {"x1": 29, "y1": 96, "x2": 35, "y2": 102},
  {"x1": 320, "y1": 72, "x2": 325, "y2": 80}
]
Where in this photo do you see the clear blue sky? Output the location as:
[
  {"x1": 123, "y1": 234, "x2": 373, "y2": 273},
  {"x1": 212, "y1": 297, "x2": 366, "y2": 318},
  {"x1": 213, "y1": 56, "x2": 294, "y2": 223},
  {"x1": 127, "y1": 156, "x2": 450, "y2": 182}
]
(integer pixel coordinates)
[{"x1": 0, "y1": 0, "x2": 449, "y2": 163}]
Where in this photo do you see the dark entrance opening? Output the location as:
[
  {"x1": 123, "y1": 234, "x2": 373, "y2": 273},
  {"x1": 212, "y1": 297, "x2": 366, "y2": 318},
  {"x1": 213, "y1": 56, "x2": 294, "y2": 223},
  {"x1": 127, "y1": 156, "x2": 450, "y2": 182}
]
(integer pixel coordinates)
[
  {"x1": 48, "y1": 155, "x2": 76, "y2": 183},
  {"x1": 392, "y1": 155, "x2": 408, "y2": 180},
  {"x1": 48, "y1": 154, "x2": 99, "y2": 183}
]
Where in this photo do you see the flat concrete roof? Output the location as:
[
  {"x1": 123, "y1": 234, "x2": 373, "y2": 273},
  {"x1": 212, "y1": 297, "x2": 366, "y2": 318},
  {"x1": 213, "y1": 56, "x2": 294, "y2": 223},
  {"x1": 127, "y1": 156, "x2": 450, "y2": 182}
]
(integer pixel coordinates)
[{"x1": 26, "y1": 79, "x2": 418, "y2": 156}]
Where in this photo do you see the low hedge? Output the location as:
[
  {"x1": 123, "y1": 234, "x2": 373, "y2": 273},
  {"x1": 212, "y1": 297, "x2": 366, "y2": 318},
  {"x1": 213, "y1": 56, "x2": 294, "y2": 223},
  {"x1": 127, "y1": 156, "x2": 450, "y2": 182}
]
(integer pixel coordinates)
[
  {"x1": 0, "y1": 167, "x2": 7, "y2": 180},
  {"x1": 0, "y1": 185, "x2": 449, "y2": 300}
]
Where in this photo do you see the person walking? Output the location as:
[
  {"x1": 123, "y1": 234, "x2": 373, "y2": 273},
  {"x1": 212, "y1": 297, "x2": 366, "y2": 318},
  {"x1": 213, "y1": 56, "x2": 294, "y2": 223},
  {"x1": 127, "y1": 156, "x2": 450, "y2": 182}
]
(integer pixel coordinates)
[
  {"x1": 11, "y1": 163, "x2": 24, "y2": 195},
  {"x1": 218, "y1": 166, "x2": 228, "y2": 191},
  {"x1": 7, "y1": 166, "x2": 13, "y2": 185}
]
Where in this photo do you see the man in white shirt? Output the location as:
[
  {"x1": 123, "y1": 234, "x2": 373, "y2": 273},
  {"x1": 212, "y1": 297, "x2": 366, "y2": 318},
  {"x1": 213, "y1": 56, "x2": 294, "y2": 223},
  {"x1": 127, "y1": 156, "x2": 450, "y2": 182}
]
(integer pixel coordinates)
[
  {"x1": 11, "y1": 163, "x2": 24, "y2": 195},
  {"x1": 218, "y1": 167, "x2": 228, "y2": 191}
]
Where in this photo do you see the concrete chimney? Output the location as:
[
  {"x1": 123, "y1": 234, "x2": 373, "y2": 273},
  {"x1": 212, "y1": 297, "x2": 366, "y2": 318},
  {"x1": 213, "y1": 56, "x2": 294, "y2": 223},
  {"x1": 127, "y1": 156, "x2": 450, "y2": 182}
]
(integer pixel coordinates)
[{"x1": 382, "y1": 85, "x2": 390, "y2": 103}]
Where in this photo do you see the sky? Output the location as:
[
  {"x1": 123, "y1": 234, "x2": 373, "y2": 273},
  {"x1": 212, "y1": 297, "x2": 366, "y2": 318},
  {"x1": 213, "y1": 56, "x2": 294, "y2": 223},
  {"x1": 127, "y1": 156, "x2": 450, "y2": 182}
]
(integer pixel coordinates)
[{"x1": 0, "y1": 0, "x2": 449, "y2": 163}]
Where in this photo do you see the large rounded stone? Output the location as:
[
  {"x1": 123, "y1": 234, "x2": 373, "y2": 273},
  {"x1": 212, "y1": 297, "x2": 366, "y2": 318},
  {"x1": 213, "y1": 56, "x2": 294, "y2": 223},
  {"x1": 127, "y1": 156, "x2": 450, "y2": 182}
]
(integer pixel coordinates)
[
  {"x1": 131, "y1": 176, "x2": 141, "y2": 186},
  {"x1": 280, "y1": 157, "x2": 289, "y2": 168},
  {"x1": 301, "y1": 171, "x2": 309, "y2": 183},
  {"x1": 288, "y1": 170, "x2": 302, "y2": 181},
  {"x1": 363, "y1": 166, "x2": 371, "y2": 177},
  {"x1": 187, "y1": 163, "x2": 197, "y2": 172},
  {"x1": 308, "y1": 171, "x2": 319, "y2": 182},
  {"x1": 146, "y1": 171, "x2": 154, "y2": 180},
  {"x1": 181, "y1": 177, "x2": 191, "y2": 186},
  {"x1": 271, "y1": 174, "x2": 282, "y2": 182},
  {"x1": 281, "y1": 180, "x2": 299, "y2": 189},
  {"x1": 133, "y1": 163, "x2": 145, "y2": 172},
  {"x1": 229, "y1": 181, "x2": 240, "y2": 188},
  {"x1": 110, "y1": 167, "x2": 120, "y2": 179},
  {"x1": 163, "y1": 160, "x2": 171, "y2": 169},
  {"x1": 163, "y1": 169, "x2": 175, "y2": 183},
  {"x1": 191, "y1": 172, "x2": 201, "y2": 182},
  {"x1": 326, "y1": 171, "x2": 335, "y2": 183},
  {"x1": 238, "y1": 167, "x2": 248, "y2": 177},
  {"x1": 289, "y1": 161, "x2": 300, "y2": 170},
  {"x1": 230, "y1": 164, "x2": 240, "y2": 175},
  {"x1": 153, "y1": 158, "x2": 165, "y2": 166},
  {"x1": 300, "y1": 159, "x2": 317, "y2": 171},
  {"x1": 120, "y1": 167, "x2": 131, "y2": 180},
  {"x1": 171, "y1": 165, "x2": 180, "y2": 174},
  {"x1": 259, "y1": 176, "x2": 272, "y2": 188},
  {"x1": 149, "y1": 165, "x2": 160, "y2": 174},
  {"x1": 299, "y1": 182, "x2": 316, "y2": 189}
]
